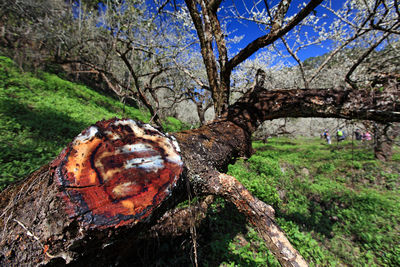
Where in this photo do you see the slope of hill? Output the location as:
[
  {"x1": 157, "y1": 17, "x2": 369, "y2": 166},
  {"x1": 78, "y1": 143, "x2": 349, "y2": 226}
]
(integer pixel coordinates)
[
  {"x1": 0, "y1": 56, "x2": 185, "y2": 189},
  {"x1": 0, "y1": 55, "x2": 399, "y2": 266},
  {"x1": 226, "y1": 139, "x2": 400, "y2": 266}
]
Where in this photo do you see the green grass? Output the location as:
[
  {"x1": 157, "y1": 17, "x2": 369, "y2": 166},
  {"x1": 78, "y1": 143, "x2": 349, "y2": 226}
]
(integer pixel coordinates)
[
  {"x1": 1, "y1": 55, "x2": 399, "y2": 266},
  {"x1": 120, "y1": 137, "x2": 398, "y2": 266},
  {"x1": 0, "y1": 56, "x2": 186, "y2": 189},
  {"x1": 224, "y1": 138, "x2": 400, "y2": 266}
]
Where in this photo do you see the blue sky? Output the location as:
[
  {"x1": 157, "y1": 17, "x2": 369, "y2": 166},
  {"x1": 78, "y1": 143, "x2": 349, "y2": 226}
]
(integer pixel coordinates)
[{"x1": 224, "y1": 1, "x2": 346, "y2": 63}]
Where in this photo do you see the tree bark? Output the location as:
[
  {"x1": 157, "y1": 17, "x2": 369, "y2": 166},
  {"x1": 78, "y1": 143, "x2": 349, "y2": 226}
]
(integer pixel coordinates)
[
  {"x1": 1, "y1": 85, "x2": 400, "y2": 266},
  {"x1": 184, "y1": 0, "x2": 324, "y2": 117},
  {"x1": 226, "y1": 86, "x2": 400, "y2": 134},
  {"x1": 184, "y1": 0, "x2": 223, "y2": 116},
  {"x1": 373, "y1": 123, "x2": 400, "y2": 161},
  {"x1": 0, "y1": 119, "x2": 187, "y2": 266}
]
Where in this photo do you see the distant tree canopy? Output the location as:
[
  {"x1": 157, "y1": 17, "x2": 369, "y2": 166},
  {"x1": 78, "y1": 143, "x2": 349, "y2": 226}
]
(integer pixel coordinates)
[{"x1": 1, "y1": 0, "x2": 399, "y2": 124}]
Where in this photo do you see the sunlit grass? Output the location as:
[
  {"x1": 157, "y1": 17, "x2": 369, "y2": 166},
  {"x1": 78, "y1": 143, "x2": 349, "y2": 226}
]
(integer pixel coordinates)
[
  {"x1": 0, "y1": 56, "x2": 186, "y2": 189},
  {"x1": 1, "y1": 55, "x2": 399, "y2": 266},
  {"x1": 225, "y1": 137, "x2": 400, "y2": 266}
]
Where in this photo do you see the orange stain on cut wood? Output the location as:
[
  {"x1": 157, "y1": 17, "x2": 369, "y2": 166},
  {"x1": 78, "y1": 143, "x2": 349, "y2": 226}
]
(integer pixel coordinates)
[
  {"x1": 121, "y1": 200, "x2": 135, "y2": 214},
  {"x1": 65, "y1": 137, "x2": 102, "y2": 186},
  {"x1": 53, "y1": 119, "x2": 183, "y2": 228}
]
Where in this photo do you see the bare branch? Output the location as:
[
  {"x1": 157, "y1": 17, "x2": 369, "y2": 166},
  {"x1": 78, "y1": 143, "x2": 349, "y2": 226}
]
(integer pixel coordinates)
[
  {"x1": 205, "y1": 172, "x2": 307, "y2": 267},
  {"x1": 227, "y1": 0, "x2": 323, "y2": 71},
  {"x1": 345, "y1": 22, "x2": 399, "y2": 88},
  {"x1": 280, "y1": 37, "x2": 308, "y2": 88}
]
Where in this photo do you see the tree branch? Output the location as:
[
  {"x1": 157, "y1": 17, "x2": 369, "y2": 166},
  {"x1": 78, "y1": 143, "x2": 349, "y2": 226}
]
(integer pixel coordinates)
[
  {"x1": 226, "y1": 86, "x2": 400, "y2": 134},
  {"x1": 345, "y1": 22, "x2": 399, "y2": 89},
  {"x1": 280, "y1": 37, "x2": 308, "y2": 88},
  {"x1": 117, "y1": 46, "x2": 163, "y2": 128},
  {"x1": 205, "y1": 172, "x2": 307, "y2": 267},
  {"x1": 227, "y1": 0, "x2": 323, "y2": 71}
]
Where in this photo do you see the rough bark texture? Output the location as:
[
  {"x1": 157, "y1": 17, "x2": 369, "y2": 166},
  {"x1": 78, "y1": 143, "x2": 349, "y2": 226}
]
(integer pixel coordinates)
[
  {"x1": 1, "y1": 85, "x2": 399, "y2": 266},
  {"x1": 373, "y1": 123, "x2": 400, "y2": 161},
  {"x1": 227, "y1": 86, "x2": 400, "y2": 134},
  {"x1": 206, "y1": 173, "x2": 306, "y2": 266},
  {"x1": 0, "y1": 119, "x2": 187, "y2": 266},
  {"x1": 184, "y1": 0, "x2": 324, "y2": 117},
  {"x1": 172, "y1": 120, "x2": 306, "y2": 266},
  {"x1": 147, "y1": 195, "x2": 215, "y2": 238}
]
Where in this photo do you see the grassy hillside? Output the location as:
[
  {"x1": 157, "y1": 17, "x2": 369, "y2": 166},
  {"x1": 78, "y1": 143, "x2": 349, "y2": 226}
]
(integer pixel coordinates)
[
  {"x1": 224, "y1": 139, "x2": 400, "y2": 266},
  {"x1": 0, "y1": 56, "x2": 185, "y2": 189},
  {"x1": 1, "y1": 56, "x2": 399, "y2": 266},
  {"x1": 113, "y1": 139, "x2": 399, "y2": 266}
]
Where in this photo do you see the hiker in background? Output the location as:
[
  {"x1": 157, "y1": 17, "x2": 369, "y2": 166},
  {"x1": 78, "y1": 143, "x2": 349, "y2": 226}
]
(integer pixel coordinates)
[
  {"x1": 354, "y1": 129, "x2": 362, "y2": 140},
  {"x1": 321, "y1": 130, "x2": 328, "y2": 139},
  {"x1": 337, "y1": 129, "x2": 345, "y2": 142},
  {"x1": 323, "y1": 130, "x2": 331, "y2": 144},
  {"x1": 363, "y1": 131, "x2": 372, "y2": 141}
]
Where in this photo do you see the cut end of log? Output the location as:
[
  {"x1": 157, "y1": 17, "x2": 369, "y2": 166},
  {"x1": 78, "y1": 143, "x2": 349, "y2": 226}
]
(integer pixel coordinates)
[{"x1": 51, "y1": 118, "x2": 183, "y2": 228}]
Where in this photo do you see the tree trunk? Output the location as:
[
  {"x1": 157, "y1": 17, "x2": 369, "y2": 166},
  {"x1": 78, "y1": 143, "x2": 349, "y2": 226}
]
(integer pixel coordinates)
[
  {"x1": 373, "y1": 123, "x2": 400, "y2": 161},
  {"x1": 195, "y1": 102, "x2": 206, "y2": 126},
  {"x1": 0, "y1": 119, "x2": 187, "y2": 266},
  {"x1": 1, "y1": 85, "x2": 399, "y2": 266}
]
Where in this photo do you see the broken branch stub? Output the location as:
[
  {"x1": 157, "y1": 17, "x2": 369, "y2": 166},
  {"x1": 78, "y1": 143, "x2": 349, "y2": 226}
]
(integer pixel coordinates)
[{"x1": 51, "y1": 118, "x2": 183, "y2": 228}]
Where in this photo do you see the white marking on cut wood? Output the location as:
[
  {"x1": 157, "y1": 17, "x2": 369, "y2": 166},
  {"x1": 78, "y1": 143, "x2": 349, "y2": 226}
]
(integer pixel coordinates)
[
  {"x1": 112, "y1": 182, "x2": 135, "y2": 197},
  {"x1": 113, "y1": 119, "x2": 144, "y2": 136},
  {"x1": 167, "y1": 134, "x2": 181, "y2": 152},
  {"x1": 74, "y1": 126, "x2": 98, "y2": 143},
  {"x1": 104, "y1": 119, "x2": 183, "y2": 172},
  {"x1": 166, "y1": 153, "x2": 182, "y2": 165},
  {"x1": 118, "y1": 143, "x2": 153, "y2": 153},
  {"x1": 125, "y1": 155, "x2": 164, "y2": 172}
]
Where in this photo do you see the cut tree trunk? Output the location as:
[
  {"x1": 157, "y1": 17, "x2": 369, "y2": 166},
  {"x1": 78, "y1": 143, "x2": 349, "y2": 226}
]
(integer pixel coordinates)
[
  {"x1": 1, "y1": 85, "x2": 399, "y2": 266},
  {"x1": 0, "y1": 119, "x2": 187, "y2": 266}
]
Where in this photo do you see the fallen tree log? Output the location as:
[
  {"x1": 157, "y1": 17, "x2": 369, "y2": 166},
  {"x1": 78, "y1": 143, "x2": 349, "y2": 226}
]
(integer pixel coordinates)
[
  {"x1": 0, "y1": 119, "x2": 189, "y2": 265},
  {"x1": 1, "y1": 86, "x2": 399, "y2": 266}
]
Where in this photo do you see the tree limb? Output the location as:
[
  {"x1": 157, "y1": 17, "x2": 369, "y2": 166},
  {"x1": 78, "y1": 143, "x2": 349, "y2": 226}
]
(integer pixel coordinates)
[
  {"x1": 227, "y1": 0, "x2": 323, "y2": 71},
  {"x1": 226, "y1": 86, "x2": 400, "y2": 134},
  {"x1": 205, "y1": 172, "x2": 306, "y2": 267}
]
